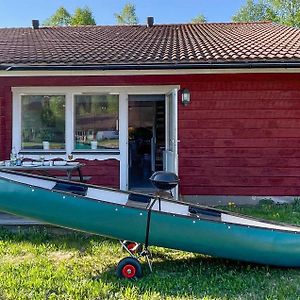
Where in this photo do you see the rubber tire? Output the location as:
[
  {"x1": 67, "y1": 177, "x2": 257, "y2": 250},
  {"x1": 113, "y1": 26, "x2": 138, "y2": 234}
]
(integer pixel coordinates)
[{"x1": 116, "y1": 257, "x2": 143, "y2": 279}]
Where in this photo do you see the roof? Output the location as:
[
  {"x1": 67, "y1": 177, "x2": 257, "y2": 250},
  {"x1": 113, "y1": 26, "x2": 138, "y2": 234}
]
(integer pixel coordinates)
[{"x1": 0, "y1": 21, "x2": 300, "y2": 70}]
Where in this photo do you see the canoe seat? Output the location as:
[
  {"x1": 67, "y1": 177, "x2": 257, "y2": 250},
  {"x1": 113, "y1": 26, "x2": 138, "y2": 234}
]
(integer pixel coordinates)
[
  {"x1": 188, "y1": 206, "x2": 221, "y2": 221},
  {"x1": 127, "y1": 193, "x2": 152, "y2": 209},
  {"x1": 53, "y1": 182, "x2": 88, "y2": 196}
]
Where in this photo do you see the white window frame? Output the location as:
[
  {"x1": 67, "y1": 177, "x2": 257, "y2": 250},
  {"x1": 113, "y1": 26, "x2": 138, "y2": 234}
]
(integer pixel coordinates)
[{"x1": 12, "y1": 85, "x2": 178, "y2": 190}]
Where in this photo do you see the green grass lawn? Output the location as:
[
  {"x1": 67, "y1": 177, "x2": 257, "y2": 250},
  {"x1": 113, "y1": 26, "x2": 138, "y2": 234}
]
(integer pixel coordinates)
[{"x1": 0, "y1": 201, "x2": 300, "y2": 300}]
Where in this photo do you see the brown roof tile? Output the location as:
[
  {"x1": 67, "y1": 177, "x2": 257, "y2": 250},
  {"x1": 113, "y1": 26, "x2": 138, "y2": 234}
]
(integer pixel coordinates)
[{"x1": 0, "y1": 21, "x2": 300, "y2": 68}]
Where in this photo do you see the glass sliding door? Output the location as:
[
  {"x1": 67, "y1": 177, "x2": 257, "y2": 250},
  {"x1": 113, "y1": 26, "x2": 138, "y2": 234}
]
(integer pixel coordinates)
[{"x1": 128, "y1": 95, "x2": 165, "y2": 190}]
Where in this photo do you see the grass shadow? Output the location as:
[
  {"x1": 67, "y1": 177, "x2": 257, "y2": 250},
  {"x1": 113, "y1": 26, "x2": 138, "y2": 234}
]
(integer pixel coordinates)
[
  {"x1": 100, "y1": 248, "x2": 300, "y2": 299},
  {"x1": 0, "y1": 226, "x2": 299, "y2": 299},
  {"x1": 0, "y1": 225, "x2": 111, "y2": 252}
]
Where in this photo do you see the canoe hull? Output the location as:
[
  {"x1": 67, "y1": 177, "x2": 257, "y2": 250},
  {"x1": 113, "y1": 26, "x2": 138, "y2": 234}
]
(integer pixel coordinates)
[
  {"x1": 0, "y1": 178, "x2": 148, "y2": 242},
  {"x1": 1, "y1": 172, "x2": 300, "y2": 267},
  {"x1": 149, "y1": 212, "x2": 300, "y2": 267}
]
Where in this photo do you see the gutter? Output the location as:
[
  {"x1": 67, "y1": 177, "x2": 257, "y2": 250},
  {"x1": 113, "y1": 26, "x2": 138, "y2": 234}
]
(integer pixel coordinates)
[{"x1": 2, "y1": 61, "x2": 300, "y2": 71}]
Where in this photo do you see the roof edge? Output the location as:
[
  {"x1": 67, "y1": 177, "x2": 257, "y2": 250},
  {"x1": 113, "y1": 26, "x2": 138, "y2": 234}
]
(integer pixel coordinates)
[
  {"x1": 0, "y1": 20, "x2": 274, "y2": 30},
  {"x1": 2, "y1": 61, "x2": 300, "y2": 72}
]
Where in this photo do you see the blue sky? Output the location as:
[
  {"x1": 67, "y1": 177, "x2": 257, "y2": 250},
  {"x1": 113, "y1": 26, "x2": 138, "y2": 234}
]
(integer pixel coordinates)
[{"x1": 0, "y1": 0, "x2": 246, "y2": 27}]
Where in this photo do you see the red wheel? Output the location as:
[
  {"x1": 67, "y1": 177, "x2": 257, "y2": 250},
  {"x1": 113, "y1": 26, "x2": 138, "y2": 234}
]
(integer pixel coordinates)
[
  {"x1": 116, "y1": 257, "x2": 142, "y2": 279},
  {"x1": 127, "y1": 242, "x2": 137, "y2": 252},
  {"x1": 122, "y1": 264, "x2": 136, "y2": 278},
  {"x1": 122, "y1": 241, "x2": 143, "y2": 254}
]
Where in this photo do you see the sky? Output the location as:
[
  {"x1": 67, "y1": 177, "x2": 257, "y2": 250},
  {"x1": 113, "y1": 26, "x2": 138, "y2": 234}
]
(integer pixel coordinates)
[{"x1": 0, "y1": 0, "x2": 247, "y2": 28}]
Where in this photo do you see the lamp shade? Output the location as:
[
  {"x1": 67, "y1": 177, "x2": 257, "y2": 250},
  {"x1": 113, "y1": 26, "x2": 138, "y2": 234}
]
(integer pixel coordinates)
[{"x1": 181, "y1": 88, "x2": 190, "y2": 106}]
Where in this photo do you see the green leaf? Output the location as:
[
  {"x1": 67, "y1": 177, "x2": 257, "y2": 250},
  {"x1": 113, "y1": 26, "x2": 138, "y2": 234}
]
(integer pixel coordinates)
[{"x1": 114, "y1": 2, "x2": 138, "y2": 25}]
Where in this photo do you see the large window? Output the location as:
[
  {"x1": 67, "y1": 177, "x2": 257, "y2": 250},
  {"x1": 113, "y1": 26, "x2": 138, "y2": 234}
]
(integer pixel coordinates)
[
  {"x1": 21, "y1": 95, "x2": 65, "y2": 150},
  {"x1": 19, "y1": 93, "x2": 119, "y2": 152},
  {"x1": 74, "y1": 95, "x2": 119, "y2": 150}
]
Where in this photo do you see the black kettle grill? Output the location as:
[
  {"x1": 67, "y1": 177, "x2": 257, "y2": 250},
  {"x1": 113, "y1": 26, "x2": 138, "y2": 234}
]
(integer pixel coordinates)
[{"x1": 150, "y1": 171, "x2": 179, "y2": 191}]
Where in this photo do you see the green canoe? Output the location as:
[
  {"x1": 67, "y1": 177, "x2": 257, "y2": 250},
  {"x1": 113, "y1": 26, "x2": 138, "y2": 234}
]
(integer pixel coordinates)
[{"x1": 0, "y1": 170, "x2": 300, "y2": 268}]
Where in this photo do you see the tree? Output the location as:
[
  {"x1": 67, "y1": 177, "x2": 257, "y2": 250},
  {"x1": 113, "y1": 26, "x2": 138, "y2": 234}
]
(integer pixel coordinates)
[
  {"x1": 43, "y1": 6, "x2": 71, "y2": 26},
  {"x1": 272, "y1": 0, "x2": 300, "y2": 27},
  {"x1": 232, "y1": 0, "x2": 276, "y2": 23},
  {"x1": 191, "y1": 14, "x2": 207, "y2": 23},
  {"x1": 232, "y1": 0, "x2": 300, "y2": 27},
  {"x1": 114, "y1": 2, "x2": 138, "y2": 25},
  {"x1": 70, "y1": 7, "x2": 96, "y2": 26},
  {"x1": 43, "y1": 6, "x2": 96, "y2": 26}
]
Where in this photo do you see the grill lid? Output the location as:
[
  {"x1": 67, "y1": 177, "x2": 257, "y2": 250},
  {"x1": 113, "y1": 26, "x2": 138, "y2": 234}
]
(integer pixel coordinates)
[{"x1": 150, "y1": 171, "x2": 179, "y2": 191}]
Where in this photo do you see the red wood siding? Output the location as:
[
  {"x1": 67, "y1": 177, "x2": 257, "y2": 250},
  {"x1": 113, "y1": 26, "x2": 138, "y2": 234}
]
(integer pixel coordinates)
[
  {"x1": 1, "y1": 73, "x2": 300, "y2": 195},
  {"x1": 0, "y1": 94, "x2": 4, "y2": 159},
  {"x1": 178, "y1": 73, "x2": 300, "y2": 196},
  {"x1": 78, "y1": 159, "x2": 119, "y2": 188},
  {"x1": 0, "y1": 86, "x2": 12, "y2": 161}
]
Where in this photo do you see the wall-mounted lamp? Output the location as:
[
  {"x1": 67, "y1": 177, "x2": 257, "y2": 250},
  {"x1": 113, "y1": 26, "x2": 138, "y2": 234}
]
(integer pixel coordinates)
[{"x1": 181, "y1": 88, "x2": 191, "y2": 106}]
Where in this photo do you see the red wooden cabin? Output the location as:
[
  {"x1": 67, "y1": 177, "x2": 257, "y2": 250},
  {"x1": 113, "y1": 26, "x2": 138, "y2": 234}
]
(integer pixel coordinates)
[{"x1": 0, "y1": 20, "x2": 300, "y2": 203}]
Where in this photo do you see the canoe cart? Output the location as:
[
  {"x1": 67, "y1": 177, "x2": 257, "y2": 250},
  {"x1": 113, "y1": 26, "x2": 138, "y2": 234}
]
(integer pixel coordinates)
[
  {"x1": 1, "y1": 170, "x2": 300, "y2": 279},
  {"x1": 117, "y1": 172, "x2": 179, "y2": 278}
]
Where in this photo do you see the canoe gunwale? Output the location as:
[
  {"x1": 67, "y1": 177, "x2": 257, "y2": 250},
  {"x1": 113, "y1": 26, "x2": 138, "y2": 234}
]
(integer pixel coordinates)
[{"x1": 0, "y1": 169, "x2": 300, "y2": 235}]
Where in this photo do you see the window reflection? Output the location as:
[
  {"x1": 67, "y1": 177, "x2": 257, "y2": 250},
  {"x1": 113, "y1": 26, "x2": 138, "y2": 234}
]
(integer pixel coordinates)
[
  {"x1": 74, "y1": 95, "x2": 119, "y2": 150},
  {"x1": 21, "y1": 95, "x2": 65, "y2": 150}
]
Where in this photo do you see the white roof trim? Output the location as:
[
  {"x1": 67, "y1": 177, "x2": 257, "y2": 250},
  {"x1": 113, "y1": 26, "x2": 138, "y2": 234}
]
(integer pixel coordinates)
[
  {"x1": 12, "y1": 85, "x2": 179, "y2": 94},
  {"x1": 1, "y1": 68, "x2": 300, "y2": 77}
]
